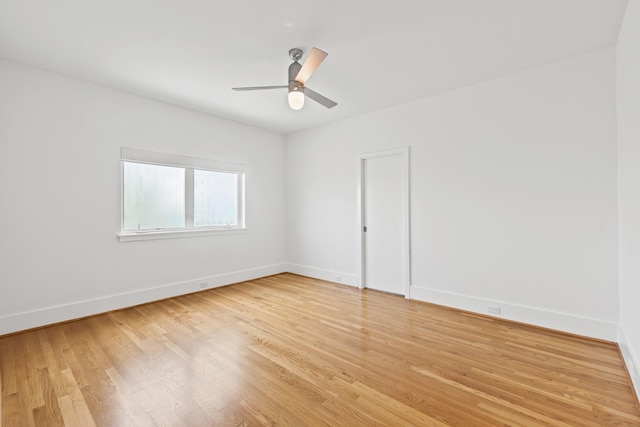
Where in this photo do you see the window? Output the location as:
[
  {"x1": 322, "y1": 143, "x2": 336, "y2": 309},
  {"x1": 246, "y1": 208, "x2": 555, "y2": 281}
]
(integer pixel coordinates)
[{"x1": 120, "y1": 148, "x2": 245, "y2": 241}]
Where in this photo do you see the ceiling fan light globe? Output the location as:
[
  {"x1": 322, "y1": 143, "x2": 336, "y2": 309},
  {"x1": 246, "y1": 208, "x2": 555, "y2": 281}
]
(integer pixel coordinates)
[{"x1": 288, "y1": 90, "x2": 304, "y2": 110}]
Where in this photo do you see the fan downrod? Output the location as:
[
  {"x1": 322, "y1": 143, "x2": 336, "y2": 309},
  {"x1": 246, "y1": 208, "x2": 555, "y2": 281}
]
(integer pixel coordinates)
[{"x1": 289, "y1": 48, "x2": 303, "y2": 62}]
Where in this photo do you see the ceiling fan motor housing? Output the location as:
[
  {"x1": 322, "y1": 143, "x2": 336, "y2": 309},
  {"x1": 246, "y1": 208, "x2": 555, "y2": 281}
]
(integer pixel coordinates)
[{"x1": 288, "y1": 61, "x2": 303, "y2": 94}]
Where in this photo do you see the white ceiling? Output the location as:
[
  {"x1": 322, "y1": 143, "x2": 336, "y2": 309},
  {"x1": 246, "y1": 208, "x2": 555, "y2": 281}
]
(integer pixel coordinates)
[{"x1": 0, "y1": 0, "x2": 628, "y2": 134}]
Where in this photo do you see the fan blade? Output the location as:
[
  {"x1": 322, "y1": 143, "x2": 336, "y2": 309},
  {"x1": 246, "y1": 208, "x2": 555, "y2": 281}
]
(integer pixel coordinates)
[
  {"x1": 305, "y1": 87, "x2": 338, "y2": 109},
  {"x1": 295, "y1": 48, "x2": 328, "y2": 84},
  {"x1": 232, "y1": 85, "x2": 287, "y2": 91}
]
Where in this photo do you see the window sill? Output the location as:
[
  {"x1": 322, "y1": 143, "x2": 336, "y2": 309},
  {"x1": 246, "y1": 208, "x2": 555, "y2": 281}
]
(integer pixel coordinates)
[{"x1": 118, "y1": 227, "x2": 247, "y2": 242}]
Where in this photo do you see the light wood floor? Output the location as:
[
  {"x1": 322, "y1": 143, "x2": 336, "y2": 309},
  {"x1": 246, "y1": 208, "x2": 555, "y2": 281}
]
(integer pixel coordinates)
[{"x1": 1, "y1": 273, "x2": 639, "y2": 426}]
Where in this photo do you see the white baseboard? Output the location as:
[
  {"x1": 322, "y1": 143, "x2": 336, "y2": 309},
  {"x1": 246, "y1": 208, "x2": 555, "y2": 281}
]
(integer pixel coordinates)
[
  {"x1": 0, "y1": 263, "x2": 287, "y2": 336},
  {"x1": 286, "y1": 263, "x2": 359, "y2": 287},
  {"x1": 0, "y1": 264, "x2": 623, "y2": 349},
  {"x1": 618, "y1": 325, "x2": 640, "y2": 401},
  {"x1": 286, "y1": 268, "x2": 618, "y2": 342},
  {"x1": 409, "y1": 285, "x2": 619, "y2": 342}
]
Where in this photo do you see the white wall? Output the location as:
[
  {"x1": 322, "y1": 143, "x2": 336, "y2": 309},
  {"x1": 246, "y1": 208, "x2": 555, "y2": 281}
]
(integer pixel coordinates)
[
  {"x1": 617, "y1": 0, "x2": 640, "y2": 399},
  {"x1": 287, "y1": 48, "x2": 619, "y2": 340},
  {"x1": 0, "y1": 59, "x2": 287, "y2": 334}
]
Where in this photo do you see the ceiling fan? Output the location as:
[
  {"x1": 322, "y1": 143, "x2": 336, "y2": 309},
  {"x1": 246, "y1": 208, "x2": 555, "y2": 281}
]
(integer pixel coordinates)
[{"x1": 232, "y1": 47, "x2": 337, "y2": 111}]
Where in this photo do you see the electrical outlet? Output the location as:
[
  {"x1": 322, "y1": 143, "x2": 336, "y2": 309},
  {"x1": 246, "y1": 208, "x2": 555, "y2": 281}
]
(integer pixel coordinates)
[
  {"x1": 199, "y1": 282, "x2": 208, "y2": 289},
  {"x1": 335, "y1": 275, "x2": 342, "y2": 282},
  {"x1": 488, "y1": 306, "x2": 501, "y2": 315}
]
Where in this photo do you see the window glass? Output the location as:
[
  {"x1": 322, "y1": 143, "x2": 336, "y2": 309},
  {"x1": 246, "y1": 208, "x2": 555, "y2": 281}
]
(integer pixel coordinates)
[
  {"x1": 194, "y1": 169, "x2": 239, "y2": 227},
  {"x1": 123, "y1": 162, "x2": 185, "y2": 230}
]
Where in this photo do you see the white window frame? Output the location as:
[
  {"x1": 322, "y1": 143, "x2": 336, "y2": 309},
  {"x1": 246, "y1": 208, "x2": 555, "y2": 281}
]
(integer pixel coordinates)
[{"x1": 118, "y1": 147, "x2": 246, "y2": 242}]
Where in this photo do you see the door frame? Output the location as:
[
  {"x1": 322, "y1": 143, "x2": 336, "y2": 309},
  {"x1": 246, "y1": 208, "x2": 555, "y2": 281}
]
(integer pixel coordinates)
[{"x1": 357, "y1": 147, "x2": 411, "y2": 298}]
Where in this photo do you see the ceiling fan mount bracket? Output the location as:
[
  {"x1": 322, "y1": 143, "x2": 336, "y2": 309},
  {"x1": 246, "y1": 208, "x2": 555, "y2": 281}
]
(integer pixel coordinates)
[{"x1": 289, "y1": 48, "x2": 303, "y2": 61}]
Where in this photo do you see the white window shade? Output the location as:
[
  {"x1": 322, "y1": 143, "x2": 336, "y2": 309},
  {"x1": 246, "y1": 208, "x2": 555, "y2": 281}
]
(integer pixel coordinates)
[{"x1": 121, "y1": 147, "x2": 245, "y2": 173}]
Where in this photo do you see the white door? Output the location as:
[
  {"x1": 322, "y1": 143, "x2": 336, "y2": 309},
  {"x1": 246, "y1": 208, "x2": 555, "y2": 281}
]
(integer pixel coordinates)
[{"x1": 362, "y1": 150, "x2": 408, "y2": 295}]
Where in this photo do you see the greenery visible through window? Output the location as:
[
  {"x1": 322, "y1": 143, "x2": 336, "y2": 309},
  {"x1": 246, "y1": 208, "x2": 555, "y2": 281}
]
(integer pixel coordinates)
[{"x1": 121, "y1": 148, "x2": 245, "y2": 235}]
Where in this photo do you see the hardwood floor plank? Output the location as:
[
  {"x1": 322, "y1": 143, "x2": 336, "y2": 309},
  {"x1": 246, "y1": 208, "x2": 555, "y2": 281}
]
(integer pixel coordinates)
[
  {"x1": 2, "y1": 273, "x2": 639, "y2": 426},
  {"x1": 58, "y1": 368, "x2": 96, "y2": 427}
]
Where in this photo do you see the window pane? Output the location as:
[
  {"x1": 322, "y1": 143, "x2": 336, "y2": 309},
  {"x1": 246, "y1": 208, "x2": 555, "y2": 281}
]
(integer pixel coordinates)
[
  {"x1": 123, "y1": 162, "x2": 185, "y2": 230},
  {"x1": 194, "y1": 169, "x2": 239, "y2": 227}
]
